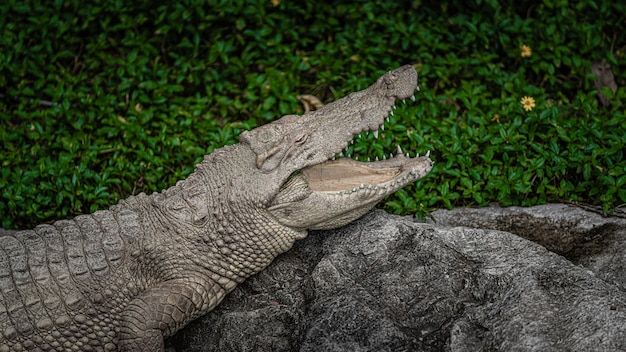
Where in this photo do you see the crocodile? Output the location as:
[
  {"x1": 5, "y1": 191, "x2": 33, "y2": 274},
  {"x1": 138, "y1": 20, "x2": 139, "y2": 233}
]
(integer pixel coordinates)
[{"x1": 0, "y1": 65, "x2": 433, "y2": 351}]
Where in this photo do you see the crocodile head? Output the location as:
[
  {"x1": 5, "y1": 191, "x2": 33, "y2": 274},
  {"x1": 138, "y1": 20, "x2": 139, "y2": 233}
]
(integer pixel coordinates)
[{"x1": 240, "y1": 65, "x2": 433, "y2": 230}]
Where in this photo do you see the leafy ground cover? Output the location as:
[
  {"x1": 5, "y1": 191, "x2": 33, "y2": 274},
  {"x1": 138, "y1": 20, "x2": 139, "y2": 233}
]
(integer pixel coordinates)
[{"x1": 1, "y1": 0, "x2": 625, "y2": 229}]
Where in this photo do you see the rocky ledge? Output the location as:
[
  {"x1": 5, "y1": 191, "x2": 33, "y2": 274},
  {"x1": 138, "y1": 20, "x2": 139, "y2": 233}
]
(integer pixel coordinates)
[{"x1": 168, "y1": 204, "x2": 626, "y2": 351}]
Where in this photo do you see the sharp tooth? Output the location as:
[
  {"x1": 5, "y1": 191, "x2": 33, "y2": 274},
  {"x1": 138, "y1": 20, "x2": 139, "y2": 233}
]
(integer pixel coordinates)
[
  {"x1": 332, "y1": 156, "x2": 336, "y2": 160},
  {"x1": 426, "y1": 150, "x2": 431, "y2": 157},
  {"x1": 390, "y1": 110, "x2": 394, "y2": 116},
  {"x1": 350, "y1": 140, "x2": 354, "y2": 144},
  {"x1": 402, "y1": 99, "x2": 406, "y2": 104},
  {"x1": 416, "y1": 86, "x2": 420, "y2": 92},
  {"x1": 390, "y1": 153, "x2": 394, "y2": 158},
  {"x1": 383, "y1": 155, "x2": 386, "y2": 160},
  {"x1": 380, "y1": 124, "x2": 384, "y2": 131},
  {"x1": 375, "y1": 156, "x2": 379, "y2": 161},
  {"x1": 347, "y1": 153, "x2": 352, "y2": 158},
  {"x1": 339, "y1": 152, "x2": 344, "y2": 157},
  {"x1": 410, "y1": 95, "x2": 416, "y2": 102},
  {"x1": 406, "y1": 153, "x2": 409, "y2": 158},
  {"x1": 397, "y1": 145, "x2": 403, "y2": 154},
  {"x1": 393, "y1": 105, "x2": 396, "y2": 110},
  {"x1": 367, "y1": 157, "x2": 371, "y2": 162},
  {"x1": 360, "y1": 183, "x2": 365, "y2": 189},
  {"x1": 366, "y1": 131, "x2": 369, "y2": 136},
  {"x1": 386, "y1": 116, "x2": 390, "y2": 122},
  {"x1": 417, "y1": 152, "x2": 420, "y2": 157},
  {"x1": 373, "y1": 130, "x2": 379, "y2": 139}
]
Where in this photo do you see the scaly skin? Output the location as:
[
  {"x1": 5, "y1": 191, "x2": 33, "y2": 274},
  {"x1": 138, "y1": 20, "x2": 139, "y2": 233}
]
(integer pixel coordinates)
[{"x1": 0, "y1": 65, "x2": 432, "y2": 351}]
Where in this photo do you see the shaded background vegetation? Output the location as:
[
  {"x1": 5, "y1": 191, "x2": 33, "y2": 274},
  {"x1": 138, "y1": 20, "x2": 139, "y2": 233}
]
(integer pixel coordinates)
[{"x1": 1, "y1": 0, "x2": 625, "y2": 229}]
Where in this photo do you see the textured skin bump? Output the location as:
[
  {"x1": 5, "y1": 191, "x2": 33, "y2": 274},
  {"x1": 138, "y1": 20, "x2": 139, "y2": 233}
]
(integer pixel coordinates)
[{"x1": 0, "y1": 207, "x2": 137, "y2": 351}]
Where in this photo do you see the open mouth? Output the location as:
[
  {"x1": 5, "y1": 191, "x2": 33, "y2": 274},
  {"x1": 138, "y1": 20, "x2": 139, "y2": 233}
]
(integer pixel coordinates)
[
  {"x1": 305, "y1": 161, "x2": 402, "y2": 192},
  {"x1": 301, "y1": 92, "x2": 432, "y2": 196},
  {"x1": 302, "y1": 147, "x2": 431, "y2": 195},
  {"x1": 266, "y1": 65, "x2": 432, "y2": 230},
  {"x1": 265, "y1": 69, "x2": 434, "y2": 229},
  {"x1": 267, "y1": 104, "x2": 433, "y2": 230},
  {"x1": 273, "y1": 94, "x2": 433, "y2": 204}
]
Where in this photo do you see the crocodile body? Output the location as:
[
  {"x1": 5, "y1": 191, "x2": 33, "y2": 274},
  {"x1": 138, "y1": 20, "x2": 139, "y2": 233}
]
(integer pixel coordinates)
[{"x1": 0, "y1": 65, "x2": 432, "y2": 351}]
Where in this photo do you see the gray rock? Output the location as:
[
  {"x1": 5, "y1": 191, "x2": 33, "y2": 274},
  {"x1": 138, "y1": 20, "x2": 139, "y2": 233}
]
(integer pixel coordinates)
[
  {"x1": 430, "y1": 203, "x2": 626, "y2": 291},
  {"x1": 168, "y1": 206, "x2": 626, "y2": 351}
]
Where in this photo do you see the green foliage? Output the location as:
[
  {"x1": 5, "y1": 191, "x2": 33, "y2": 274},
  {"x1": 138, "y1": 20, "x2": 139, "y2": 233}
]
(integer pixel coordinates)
[{"x1": 1, "y1": 0, "x2": 625, "y2": 229}]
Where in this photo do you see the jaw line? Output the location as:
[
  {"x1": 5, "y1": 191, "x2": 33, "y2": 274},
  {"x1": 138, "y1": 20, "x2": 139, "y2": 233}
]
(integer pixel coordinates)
[
  {"x1": 301, "y1": 153, "x2": 431, "y2": 195},
  {"x1": 268, "y1": 152, "x2": 432, "y2": 212},
  {"x1": 267, "y1": 153, "x2": 433, "y2": 230},
  {"x1": 303, "y1": 159, "x2": 401, "y2": 192}
]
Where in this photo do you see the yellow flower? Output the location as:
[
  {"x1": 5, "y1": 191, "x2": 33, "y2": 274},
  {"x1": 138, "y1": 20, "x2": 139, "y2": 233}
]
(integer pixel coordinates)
[
  {"x1": 521, "y1": 44, "x2": 532, "y2": 58},
  {"x1": 520, "y1": 96, "x2": 535, "y2": 112}
]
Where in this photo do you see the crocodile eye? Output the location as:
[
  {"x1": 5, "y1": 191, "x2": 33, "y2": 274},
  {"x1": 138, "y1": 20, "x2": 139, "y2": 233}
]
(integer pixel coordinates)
[{"x1": 293, "y1": 133, "x2": 308, "y2": 145}]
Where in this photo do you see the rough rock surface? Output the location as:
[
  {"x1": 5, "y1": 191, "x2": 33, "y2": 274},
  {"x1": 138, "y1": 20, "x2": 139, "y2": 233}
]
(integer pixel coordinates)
[
  {"x1": 167, "y1": 205, "x2": 626, "y2": 352},
  {"x1": 430, "y1": 204, "x2": 626, "y2": 291}
]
